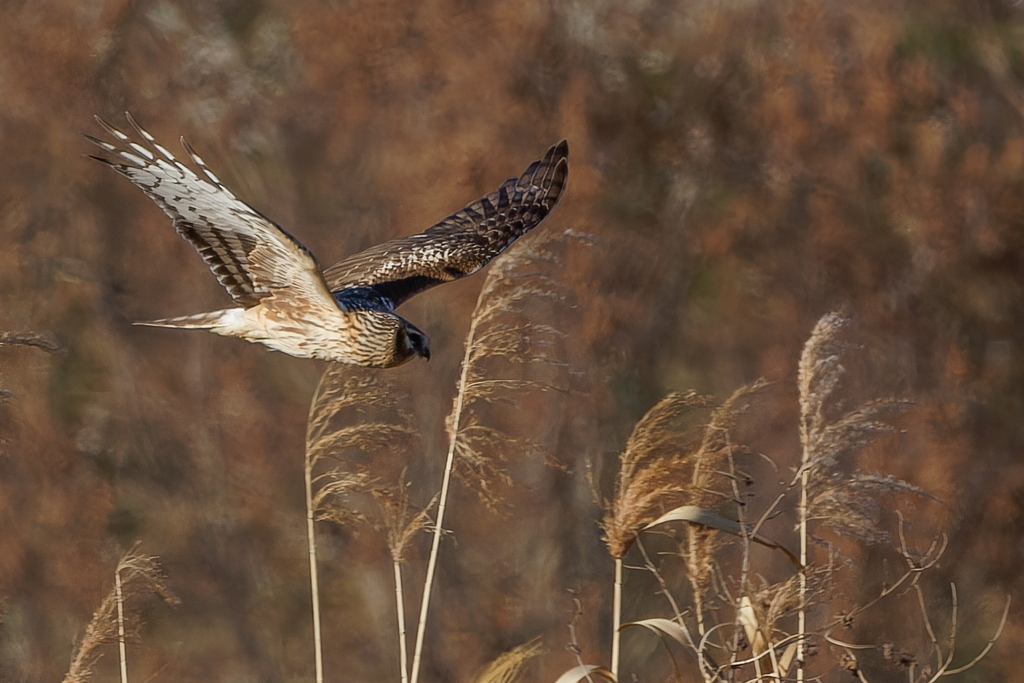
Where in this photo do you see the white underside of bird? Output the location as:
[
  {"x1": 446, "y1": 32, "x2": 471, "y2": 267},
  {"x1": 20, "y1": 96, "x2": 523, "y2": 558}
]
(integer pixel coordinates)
[{"x1": 136, "y1": 305, "x2": 400, "y2": 366}]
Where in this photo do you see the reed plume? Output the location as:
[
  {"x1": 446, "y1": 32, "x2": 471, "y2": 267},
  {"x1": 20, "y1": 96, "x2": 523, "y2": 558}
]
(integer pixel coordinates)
[
  {"x1": 446, "y1": 231, "x2": 578, "y2": 510},
  {"x1": 411, "y1": 230, "x2": 583, "y2": 683},
  {"x1": 795, "y1": 310, "x2": 925, "y2": 681},
  {"x1": 304, "y1": 365, "x2": 419, "y2": 683},
  {"x1": 63, "y1": 547, "x2": 175, "y2": 683},
  {"x1": 601, "y1": 391, "x2": 713, "y2": 561},
  {"x1": 798, "y1": 311, "x2": 923, "y2": 545},
  {"x1": 601, "y1": 380, "x2": 768, "y2": 676},
  {"x1": 470, "y1": 638, "x2": 544, "y2": 683}
]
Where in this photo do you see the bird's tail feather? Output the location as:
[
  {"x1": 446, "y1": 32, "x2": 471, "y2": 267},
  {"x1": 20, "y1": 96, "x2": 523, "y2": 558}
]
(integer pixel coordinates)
[{"x1": 134, "y1": 310, "x2": 234, "y2": 330}]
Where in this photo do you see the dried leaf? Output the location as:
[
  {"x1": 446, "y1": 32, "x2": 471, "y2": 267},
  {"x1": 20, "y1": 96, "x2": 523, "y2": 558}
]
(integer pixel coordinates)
[
  {"x1": 552, "y1": 664, "x2": 616, "y2": 683},
  {"x1": 644, "y1": 505, "x2": 802, "y2": 569},
  {"x1": 737, "y1": 596, "x2": 766, "y2": 653},
  {"x1": 621, "y1": 617, "x2": 692, "y2": 648}
]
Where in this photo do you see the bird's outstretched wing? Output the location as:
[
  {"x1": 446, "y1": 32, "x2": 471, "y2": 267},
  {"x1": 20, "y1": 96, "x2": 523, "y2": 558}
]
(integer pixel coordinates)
[
  {"x1": 323, "y1": 140, "x2": 568, "y2": 309},
  {"x1": 86, "y1": 113, "x2": 333, "y2": 311}
]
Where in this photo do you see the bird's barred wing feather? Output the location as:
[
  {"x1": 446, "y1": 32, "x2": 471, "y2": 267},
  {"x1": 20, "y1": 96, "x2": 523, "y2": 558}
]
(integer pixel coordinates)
[
  {"x1": 323, "y1": 140, "x2": 568, "y2": 309},
  {"x1": 87, "y1": 114, "x2": 336, "y2": 314}
]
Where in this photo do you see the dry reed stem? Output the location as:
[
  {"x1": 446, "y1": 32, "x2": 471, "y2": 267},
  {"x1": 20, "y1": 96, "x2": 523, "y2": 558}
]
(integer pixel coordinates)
[
  {"x1": 305, "y1": 365, "x2": 421, "y2": 683},
  {"x1": 602, "y1": 380, "x2": 767, "y2": 679},
  {"x1": 63, "y1": 548, "x2": 174, "y2": 683},
  {"x1": 796, "y1": 311, "x2": 931, "y2": 681},
  {"x1": 685, "y1": 380, "x2": 769, "y2": 647},
  {"x1": 375, "y1": 478, "x2": 435, "y2": 683},
  {"x1": 302, "y1": 449, "x2": 325, "y2": 683},
  {"x1": 411, "y1": 232, "x2": 579, "y2": 683},
  {"x1": 601, "y1": 391, "x2": 707, "y2": 677},
  {"x1": 410, "y1": 276, "x2": 482, "y2": 683},
  {"x1": 114, "y1": 568, "x2": 127, "y2": 683},
  {"x1": 611, "y1": 556, "x2": 622, "y2": 678}
]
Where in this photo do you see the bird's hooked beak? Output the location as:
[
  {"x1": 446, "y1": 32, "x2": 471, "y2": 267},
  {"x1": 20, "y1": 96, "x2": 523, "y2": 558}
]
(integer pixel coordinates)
[{"x1": 404, "y1": 324, "x2": 430, "y2": 362}]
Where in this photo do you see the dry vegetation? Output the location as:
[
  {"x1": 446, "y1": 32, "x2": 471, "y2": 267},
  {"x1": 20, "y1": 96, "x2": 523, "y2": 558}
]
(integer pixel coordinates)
[{"x1": 2, "y1": 0, "x2": 1023, "y2": 681}]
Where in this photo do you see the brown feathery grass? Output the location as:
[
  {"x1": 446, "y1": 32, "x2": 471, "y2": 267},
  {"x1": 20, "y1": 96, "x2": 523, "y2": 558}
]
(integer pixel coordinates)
[
  {"x1": 679, "y1": 379, "x2": 770, "y2": 644},
  {"x1": 62, "y1": 547, "x2": 175, "y2": 683},
  {"x1": 304, "y1": 365, "x2": 418, "y2": 683},
  {"x1": 595, "y1": 313, "x2": 997, "y2": 682},
  {"x1": 601, "y1": 391, "x2": 713, "y2": 562},
  {"x1": 600, "y1": 379, "x2": 768, "y2": 677},
  {"x1": 470, "y1": 637, "x2": 544, "y2": 683},
  {"x1": 446, "y1": 231, "x2": 581, "y2": 510},
  {"x1": 601, "y1": 391, "x2": 712, "y2": 679},
  {"x1": 373, "y1": 475, "x2": 436, "y2": 683}
]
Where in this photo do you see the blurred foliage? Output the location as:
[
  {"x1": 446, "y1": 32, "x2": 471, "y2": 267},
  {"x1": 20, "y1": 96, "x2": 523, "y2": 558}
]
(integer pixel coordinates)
[{"x1": 1, "y1": 0, "x2": 1023, "y2": 681}]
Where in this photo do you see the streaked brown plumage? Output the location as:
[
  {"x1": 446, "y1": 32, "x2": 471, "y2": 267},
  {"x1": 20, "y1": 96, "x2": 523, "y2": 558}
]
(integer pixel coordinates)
[{"x1": 87, "y1": 114, "x2": 568, "y2": 367}]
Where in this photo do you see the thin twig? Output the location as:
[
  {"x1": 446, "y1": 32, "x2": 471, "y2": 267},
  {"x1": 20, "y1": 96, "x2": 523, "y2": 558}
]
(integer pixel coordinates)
[
  {"x1": 635, "y1": 539, "x2": 693, "y2": 644},
  {"x1": 725, "y1": 441, "x2": 752, "y2": 677},
  {"x1": 567, "y1": 593, "x2": 599, "y2": 683},
  {"x1": 940, "y1": 597, "x2": 1011, "y2": 677}
]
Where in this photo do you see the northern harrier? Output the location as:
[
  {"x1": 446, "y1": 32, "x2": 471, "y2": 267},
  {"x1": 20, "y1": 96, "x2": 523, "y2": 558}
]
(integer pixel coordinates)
[{"x1": 87, "y1": 114, "x2": 568, "y2": 367}]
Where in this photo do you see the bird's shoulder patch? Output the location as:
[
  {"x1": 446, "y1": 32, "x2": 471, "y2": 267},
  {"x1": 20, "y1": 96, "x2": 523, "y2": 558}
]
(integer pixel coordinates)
[{"x1": 331, "y1": 287, "x2": 396, "y2": 313}]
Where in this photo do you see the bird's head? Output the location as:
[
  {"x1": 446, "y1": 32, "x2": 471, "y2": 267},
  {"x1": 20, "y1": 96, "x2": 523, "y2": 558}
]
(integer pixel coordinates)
[{"x1": 394, "y1": 321, "x2": 430, "y2": 365}]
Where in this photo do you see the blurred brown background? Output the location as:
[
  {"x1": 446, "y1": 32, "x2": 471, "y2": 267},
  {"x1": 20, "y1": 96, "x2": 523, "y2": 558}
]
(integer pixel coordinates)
[{"x1": 1, "y1": 0, "x2": 1023, "y2": 681}]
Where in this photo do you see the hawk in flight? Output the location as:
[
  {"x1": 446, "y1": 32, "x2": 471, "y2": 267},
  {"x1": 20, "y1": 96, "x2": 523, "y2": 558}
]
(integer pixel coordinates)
[{"x1": 87, "y1": 114, "x2": 568, "y2": 367}]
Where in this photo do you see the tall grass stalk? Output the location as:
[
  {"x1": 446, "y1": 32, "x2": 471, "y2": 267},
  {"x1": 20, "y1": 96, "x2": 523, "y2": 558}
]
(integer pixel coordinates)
[
  {"x1": 114, "y1": 566, "x2": 128, "y2": 683},
  {"x1": 304, "y1": 452, "x2": 325, "y2": 683},
  {"x1": 611, "y1": 557, "x2": 622, "y2": 678},
  {"x1": 793, "y1": 310, "x2": 921, "y2": 680},
  {"x1": 410, "y1": 232, "x2": 577, "y2": 683},
  {"x1": 393, "y1": 560, "x2": 410, "y2": 683},
  {"x1": 62, "y1": 547, "x2": 172, "y2": 683},
  {"x1": 601, "y1": 381, "x2": 769, "y2": 679},
  {"x1": 376, "y1": 479, "x2": 434, "y2": 683},
  {"x1": 409, "y1": 283, "x2": 482, "y2": 683},
  {"x1": 304, "y1": 367, "x2": 418, "y2": 683},
  {"x1": 601, "y1": 391, "x2": 715, "y2": 676},
  {"x1": 797, "y1": 464, "x2": 808, "y2": 682}
]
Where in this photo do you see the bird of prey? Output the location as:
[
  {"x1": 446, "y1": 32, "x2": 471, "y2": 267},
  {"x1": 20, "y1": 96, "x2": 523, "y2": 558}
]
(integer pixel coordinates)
[{"x1": 87, "y1": 114, "x2": 568, "y2": 368}]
